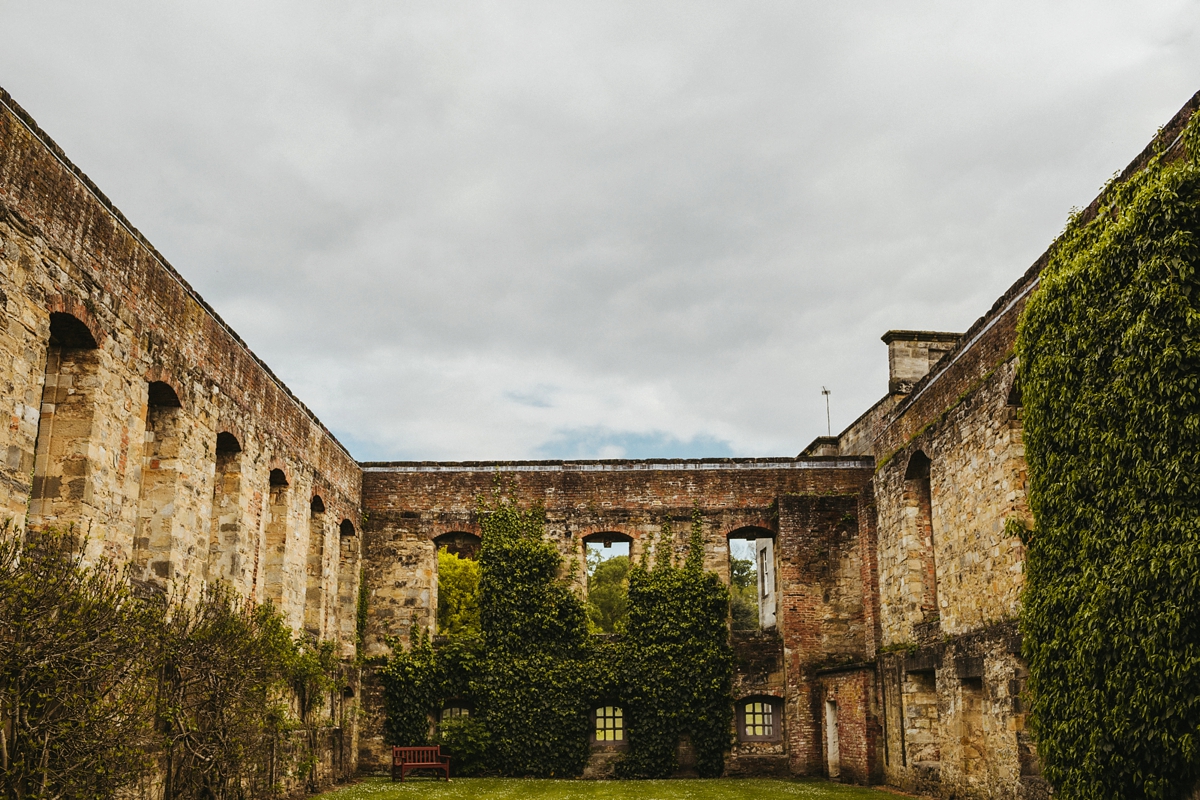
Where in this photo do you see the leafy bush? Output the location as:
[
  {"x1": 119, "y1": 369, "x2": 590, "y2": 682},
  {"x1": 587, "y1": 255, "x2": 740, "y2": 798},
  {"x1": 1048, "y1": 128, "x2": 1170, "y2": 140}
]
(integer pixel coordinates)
[
  {"x1": 477, "y1": 498, "x2": 592, "y2": 777},
  {"x1": 437, "y1": 547, "x2": 481, "y2": 637},
  {"x1": 378, "y1": 628, "x2": 439, "y2": 747},
  {"x1": 729, "y1": 554, "x2": 759, "y2": 631},
  {"x1": 0, "y1": 524, "x2": 156, "y2": 800},
  {"x1": 436, "y1": 716, "x2": 492, "y2": 776},
  {"x1": 379, "y1": 497, "x2": 733, "y2": 779},
  {"x1": 617, "y1": 511, "x2": 733, "y2": 778},
  {"x1": 586, "y1": 554, "x2": 630, "y2": 634},
  {"x1": 1018, "y1": 109, "x2": 1200, "y2": 799},
  {"x1": 0, "y1": 522, "x2": 344, "y2": 800}
]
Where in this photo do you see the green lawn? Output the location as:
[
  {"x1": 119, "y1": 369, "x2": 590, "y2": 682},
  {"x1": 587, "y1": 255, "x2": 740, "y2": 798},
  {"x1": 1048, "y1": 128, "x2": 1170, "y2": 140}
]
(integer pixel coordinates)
[{"x1": 318, "y1": 777, "x2": 901, "y2": 800}]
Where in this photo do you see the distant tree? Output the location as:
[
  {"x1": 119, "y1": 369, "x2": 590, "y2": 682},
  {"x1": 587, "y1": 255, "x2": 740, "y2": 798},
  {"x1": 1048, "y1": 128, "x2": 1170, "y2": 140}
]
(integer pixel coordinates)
[
  {"x1": 586, "y1": 555, "x2": 630, "y2": 633},
  {"x1": 729, "y1": 555, "x2": 759, "y2": 630},
  {"x1": 437, "y1": 548, "x2": 481, "y2": 637}
]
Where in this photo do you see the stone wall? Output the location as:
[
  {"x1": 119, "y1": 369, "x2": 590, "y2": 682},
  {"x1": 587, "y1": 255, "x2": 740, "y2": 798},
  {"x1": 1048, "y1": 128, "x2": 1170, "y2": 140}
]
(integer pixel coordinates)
[
  {"x1": 0, "y1": 86, "x2": 364, "y2": 789},
  {"x1": 357, "y1": 458, "x2": 878, "y2": 776}
]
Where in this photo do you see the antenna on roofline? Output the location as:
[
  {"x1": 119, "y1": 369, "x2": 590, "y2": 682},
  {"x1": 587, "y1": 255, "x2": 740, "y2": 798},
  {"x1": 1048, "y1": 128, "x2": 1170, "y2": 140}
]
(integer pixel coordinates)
[{"x1": 822, "y1": 387, "x2": 831, "y2": 437}]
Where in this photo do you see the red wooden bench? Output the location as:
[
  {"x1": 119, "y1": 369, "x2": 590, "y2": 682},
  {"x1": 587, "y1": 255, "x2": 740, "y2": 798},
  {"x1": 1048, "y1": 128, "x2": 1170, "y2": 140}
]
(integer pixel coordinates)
[{"x1": 391, "y1": 746, "x2": 451, "y2": 781}]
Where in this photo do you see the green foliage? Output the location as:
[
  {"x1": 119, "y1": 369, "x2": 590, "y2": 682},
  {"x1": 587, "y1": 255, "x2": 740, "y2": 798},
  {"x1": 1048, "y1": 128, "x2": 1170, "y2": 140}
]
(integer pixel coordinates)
[
  {"x1": 617, "y1": 510, "x2": 734, "y2": 779},
  {"x1": 435, "y1": 717, "x2": 492, "y2": 777},
  {"x1": 729, "y1": 554, "x2": 759, "y2": 631},
  {"x1": 477, "y1": 496, "x2": 591, "y2": 777},
  {"x1": 154, "y1": 587, "x2": 313, "y2": 799},
  {"x1": 437, "y1": 548, "x2": 481, "y2": 637},
  {"x1": 378, "y1": 627, "x2": 438, "y2": 747},
  {"x1": 0, "y1": 524, "x2": 156, "y2": 800},
  {"x1": 1017, "y1": 109, "x2": 1200, "y2": 799},
  {"x1": 379, "y1": 497, "x2": 733, "y2": 780},
  {"x1": 357, "y1": 566, "x2": 369, "y2": 660},
  {"x1": 586, "y1": 554, "x2": 630, "y2": 634},
  {"x1": 0, "y1": 522, "x2": 344, "y2": 800}
]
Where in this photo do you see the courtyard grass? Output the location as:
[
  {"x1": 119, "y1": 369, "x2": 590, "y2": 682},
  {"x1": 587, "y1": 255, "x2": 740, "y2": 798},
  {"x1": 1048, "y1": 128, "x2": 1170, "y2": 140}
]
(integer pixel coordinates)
[{"x1": 318, "y1": 776, "x2": 902, "y2": 800}]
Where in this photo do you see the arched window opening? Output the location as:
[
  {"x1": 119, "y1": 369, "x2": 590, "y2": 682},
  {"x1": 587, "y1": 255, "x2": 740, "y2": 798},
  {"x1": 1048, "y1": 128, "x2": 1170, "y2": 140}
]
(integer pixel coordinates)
[
  {"x1": 825, "y1": 698, "x2": 841, "y2": 778},
  {"x1": 728, "y1": 526, "x2": 776, "y2": 630},
  {"x1": 903, "y1": 451, "x2": 938, "y2": 620},
  {"x1": 738, "y1": 696, "x2": 783, "y2": 742},
  {"x1": 441, "y1": 705, "x2": 470, "y2": 722},
  {"x1": 339, "y1": 519, "x2": 355, "y2": 537},
  {"x1": 206, "y1": 431, "x2": 244, "y2": 587},
  {"x1": 436, "y1": 532, "x2": 482, "y2": 637},
  {"x1": 263, "y1": 467, "x2": 291, "y2": 611},
  {"x1": 304, "y1": 495, "x2": 328, "y2": 637},
  {"x1": 134, "y1": 380, "x2": 185, "y2": 586},
  {"x1": 433, "y1": 530, "x2": 480, "y2": 560},
  {"x1": 28, "y1": 313, "x2": 100, "y2": 529},
  {"x1": 583, "y1": 533, "x2": 632, "y2": 634},
  {"x1": 593, "y1": 706, "x2": 625, "y2": 745}
]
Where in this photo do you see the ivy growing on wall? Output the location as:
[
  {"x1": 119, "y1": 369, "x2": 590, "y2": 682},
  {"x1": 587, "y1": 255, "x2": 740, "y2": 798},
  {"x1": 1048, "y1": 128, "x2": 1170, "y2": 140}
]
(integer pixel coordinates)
[
  {"x1": 1018, "y1": 108, "x2": 1200, "y2": 800},
  {"x1": 378, "y1": 496, "x2": 733, "y2": 779},
  {"x1": 617, "y1": 510, "x2": 733, "y2": 778}
]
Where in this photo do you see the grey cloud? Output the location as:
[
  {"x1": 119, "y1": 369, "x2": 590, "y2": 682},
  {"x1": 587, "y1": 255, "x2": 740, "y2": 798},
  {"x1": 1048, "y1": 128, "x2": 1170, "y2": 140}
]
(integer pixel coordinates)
[{"x1": 1, "y1": 0, "x2": 1198, "y2": 459}]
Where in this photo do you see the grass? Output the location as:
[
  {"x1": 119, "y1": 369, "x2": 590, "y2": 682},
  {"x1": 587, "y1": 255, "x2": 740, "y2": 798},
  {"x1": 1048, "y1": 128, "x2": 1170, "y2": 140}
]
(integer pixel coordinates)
[{"x1": 317, "y1": 777, "x2": 901, "y2": 800}]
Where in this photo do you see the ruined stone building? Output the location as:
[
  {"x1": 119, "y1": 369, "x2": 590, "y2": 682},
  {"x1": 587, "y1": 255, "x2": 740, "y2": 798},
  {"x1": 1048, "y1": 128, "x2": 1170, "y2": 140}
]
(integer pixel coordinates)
[{"x1": 2, "y1": 83, "x2": 1197, "y2": 798}]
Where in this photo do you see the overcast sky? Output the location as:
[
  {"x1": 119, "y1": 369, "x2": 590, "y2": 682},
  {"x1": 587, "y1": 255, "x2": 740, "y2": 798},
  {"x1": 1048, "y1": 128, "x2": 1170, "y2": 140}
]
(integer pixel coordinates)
[{"x1": 2, "y1": 2, "x2": 1198, "y2": 461}]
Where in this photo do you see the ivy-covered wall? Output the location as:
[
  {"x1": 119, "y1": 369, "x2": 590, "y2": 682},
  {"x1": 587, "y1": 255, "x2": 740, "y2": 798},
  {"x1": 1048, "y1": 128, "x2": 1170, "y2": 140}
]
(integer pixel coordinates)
[
  {"x1": 1019, "y1": 106, "x2": 1200, "y2": 800},
  {"x1": 357, "y1": 464, "x2": 879, "y2": 779}
]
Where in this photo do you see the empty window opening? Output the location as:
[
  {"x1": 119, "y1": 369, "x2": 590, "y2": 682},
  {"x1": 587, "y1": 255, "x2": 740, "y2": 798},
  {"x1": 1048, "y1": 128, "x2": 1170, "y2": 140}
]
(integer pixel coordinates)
[
  {"x1": 206, "y1": 432, "x2": 243, "y2": 586},
  {"x1": 441, "y1": 706, "x2": 470, "y2": 722},
  {"x1": 339, "y1": 519, "x2": 356, "y2": 537},
  {"x1": 437, "y1": 536, "x2": 481, "y2": 637},
  {"x1": 729, "y1": 538, "x2": 759, "y2": 630},
  {"x1": 133, "y1": 381, "x2": 184, "y2": 585},
  {"x1": 594, "y1": 706, "x2": 625, "y2": 744},
  {"x1": 433, "y1": 530, "x2": 480, "y2": 560},
  {"x1": 904, "y1": 452, "x2": 939, "y2": 620},
  {"x1": 304, "y1": 495, "x2": 328, "y2": 637},
  {"x1": 263, "y1": 468, "x2": 290, "y2": 610},
  {"x1": 825, "y1": 698, "x2": 841, "y2": 779},
  {"x1": 29, "y1": 313, "x2": 100, "y2": 528},
  {"x1": 728, "y1": 526, "x2": 775, "y2": 630},
  {"x1": 961, "y1": 677, "x2": 987, "y2": 778},
  {"x1": 1006, "y1": 380, "x2": 1022, "y2": 408},
  {"x1": 584, "y1": 533, "x2": 631, "y2": 634},
  {"x1": 739, "y1": 696, "x2": 782, "y2": 742},
  {"x1": 902, "y1": 670, "x2": 941, "y2": 766}
]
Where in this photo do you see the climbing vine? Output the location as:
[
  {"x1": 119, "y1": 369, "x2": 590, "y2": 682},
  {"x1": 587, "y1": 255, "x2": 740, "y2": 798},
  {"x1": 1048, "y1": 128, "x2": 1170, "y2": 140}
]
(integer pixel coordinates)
[
  {"x1": 476, "y1": 496, "x2": 592, "y2": 777},
  {"x1": 617, "y1": 509, "x2": 733, "y2": 778},
  {"x1": 378, "y1": 495, "x2": 733, "y2": 779},
  {"x1": 1018, "y1": 108, "x2": 1200, "y2": 799}
]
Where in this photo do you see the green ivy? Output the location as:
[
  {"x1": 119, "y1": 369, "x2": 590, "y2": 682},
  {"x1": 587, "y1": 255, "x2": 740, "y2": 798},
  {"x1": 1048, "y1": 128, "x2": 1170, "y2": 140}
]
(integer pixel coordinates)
[
  {"x1": 617, "y1": 510, "x2": 733, "y2": 778},
  {"x1": 378, "y1": 627, "x2": 439, "y2": 747},
  {"x1": 378, "y1": 497, "x2": 733, "y2": 779},
  {"x1": 476, "y1": 497, "x2": 592, "y2": 777},
  {"x1": 1018, "y1": 108, "x2": 1200, "y2": 799}
]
